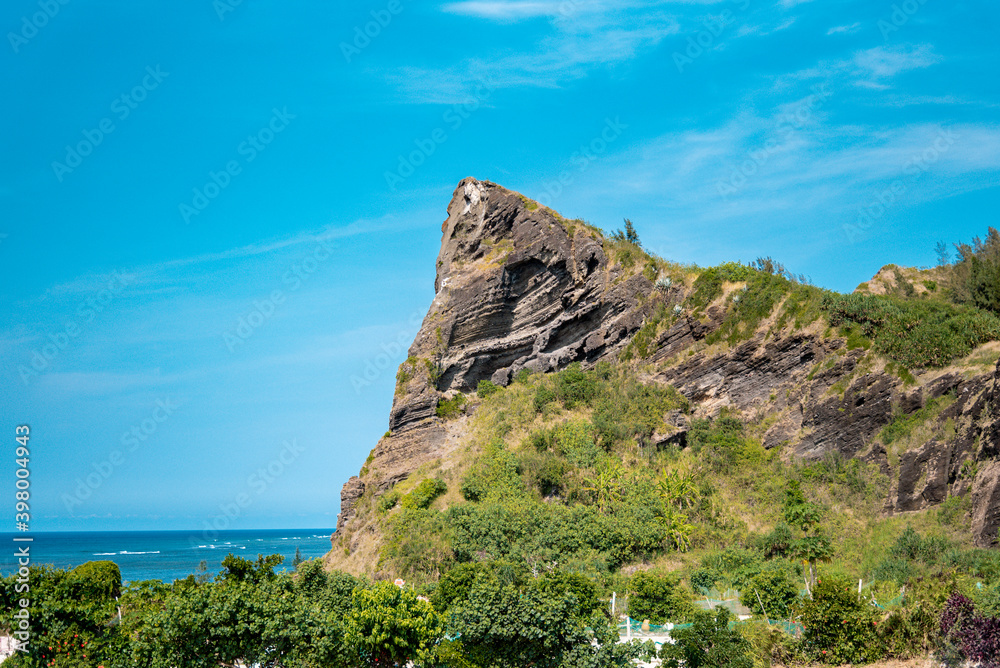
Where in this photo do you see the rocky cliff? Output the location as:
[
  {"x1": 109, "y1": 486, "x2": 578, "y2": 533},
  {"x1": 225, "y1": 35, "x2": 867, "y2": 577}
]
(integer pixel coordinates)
[{"x1": 329, "y1": 177, "x2": 1000, "y2": 571}]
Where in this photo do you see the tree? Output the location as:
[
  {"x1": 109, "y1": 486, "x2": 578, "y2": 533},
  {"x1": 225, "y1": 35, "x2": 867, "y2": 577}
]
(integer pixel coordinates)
[
  {"x1": 623, "y1": 218, "x2": 640, "y2": 245},
  {"x1": 450, "y1": 576, "x2": 592, "y2": 668},
  {"x1": 345, "y1": 581, "x2": 442, "y2": 667},
  {"x1": 293, "y1": 546, "x2": 303, "y2": 567},
  {"x1": 935, "y1": 241, "x2": 951, "y2": 266},
  {"x1": 784, "y1": 481, "x2": 833, "y2": 590},
  {"x1": 610, "y1": 218, "x2": 641, "y2": 246},
  {"x1": 627, "y1": 571, "x2": 693, "y2": 624},
  {"x1": 799, "y1": 576, "x2": 882, "y2": 664},
  {"x1": 661, "y1": 607, "x2": 753, "y2": 668}
]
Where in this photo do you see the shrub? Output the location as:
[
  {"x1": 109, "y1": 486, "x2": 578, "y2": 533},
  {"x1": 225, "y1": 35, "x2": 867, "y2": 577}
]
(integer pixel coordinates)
[
  {"x1": 628, "y1": 571, "x2": 693, "y2": 624},
  {"x1": 459, "y1": 443, "x2": 522, "y2": 503},
  {"x1": 551, "y1": 420, "x2": 599, "y2": 468},
  {"x1": 688, "y1": 416, "x2": 766, "y2": 474},
  {"x1": 402, "y1": 478, "x2": 447, "y2": 510},
  {"x1": 437, "y1": 394, "x2": 468, "y2": 419},
  {"x1": 591, "y1": 376, "x2": 688, "y2": 447},
  {"x1": 661, "y1": 607, "x2": 753, "y2": 668},
  {"x1": 688, "y1": 262, "x2": 756, "y2": 312},
  {"x1": 518, "y1": 450, "x2": 569, "y2": 497},
  {"x1": 702, "y1": 547, "x2": 764, "y2": 591},
  {"x1": 524, "y1": 427, "x2": 554, "y2": 451},
  {"x1": 871, "y1": 557, "x2": 913, "y2": 586},
  {"x1": 823, "y1": 292, "x2": 1000, "y2": 368},
  {"x1": 378, "y1": 489, "x2": 401, "y2": 513},
  {"x1": 554, "y1": 362, "x2": 599, "y2": 408},
  {"x1": 798, "y1": 576, "x2": 882, "y2": 664},
  {"x1": 741, "y1": 570, "x2": 799, "y2": 620},
  {"x1": 690, "y1": 568, "x2": 720, "y2": 595},
  {"x1": 68, "y1": 560, "x2": 122, "y2": 600},
  {"x1": 759, "y1": 523, "x2": 794, "y2": 559},
  {"x1": 533, "y1": 385, "x2": 558, "y2": 412},
  {"x1": 477, "y1": 380, "x2": 500, "y2": 399},
  {"x1": 708, "y1": 271, "x2": 796, "y2": 345}
]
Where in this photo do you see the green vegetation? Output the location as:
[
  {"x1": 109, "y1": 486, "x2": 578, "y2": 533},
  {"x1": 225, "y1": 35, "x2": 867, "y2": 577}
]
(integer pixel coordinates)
[
  {"x1": 401, "y1": 477, "x2": 447, "y2": 510},
  {"x1": 437, "y1": 393, "x2": 468, "y2": 419},
  {"x1": 823, "y1": 292, "x2": 1000, "y2": 368},
  {"x1": 353, "y1": 359, "x2": 1000, "y2": 665},
  {"x1": 662, "y1": 608, "x2": 753, "y2": 668},
  {"x1": 627, "y1": 570, "x2": 693, "y2": 623}
]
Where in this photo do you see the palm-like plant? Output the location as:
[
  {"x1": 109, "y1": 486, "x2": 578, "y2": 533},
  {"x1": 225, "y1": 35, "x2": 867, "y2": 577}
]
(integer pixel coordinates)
[
  {"x1": 583, "y1": 464, "x2": 624, "y2": 512},
  {"x1": 659, "y1": 507, "x2": 693, "y2": 552},
  {"x1": 657, "y1": 467, "x2": 699, "y2": 511}
]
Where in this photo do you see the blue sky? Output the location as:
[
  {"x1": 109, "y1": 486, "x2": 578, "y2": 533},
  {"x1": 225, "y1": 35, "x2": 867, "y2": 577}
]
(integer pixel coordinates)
[{"x1": 0, "y1": 0, "x2": 997, "y2": 532}]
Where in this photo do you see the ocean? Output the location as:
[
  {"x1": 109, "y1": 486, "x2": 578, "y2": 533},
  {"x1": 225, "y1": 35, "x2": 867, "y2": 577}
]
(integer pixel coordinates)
[{"x1": 0, "y1": 529, "x2": 335, "y2": 584}]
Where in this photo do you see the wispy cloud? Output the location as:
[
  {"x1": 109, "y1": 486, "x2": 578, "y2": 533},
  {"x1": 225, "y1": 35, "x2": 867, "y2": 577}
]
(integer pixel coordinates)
[
  {"x1": 390, "y1": 4, "x2": 680, "y2": 102},
  {"x1": 853, "y1": 43, "x2": 942, "y2": 79},
  {"x1": 827, "y1": 22, "x2": 861, "y2": 35},
  {"x1": 42, "y1": 214, "x2": 416, "y2": 299},
  {"x1": 441, "y1": 1, "x2": 565, "y2": 20}
]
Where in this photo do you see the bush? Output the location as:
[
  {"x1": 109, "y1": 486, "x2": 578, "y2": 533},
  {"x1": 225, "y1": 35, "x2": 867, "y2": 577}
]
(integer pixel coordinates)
[
  {"x1": 688, "y1": 262, "x2": 756, "y2": 312},
  {"x1": 437, "y1": 394, "x2": 468, "y2": 419},
  {"x1": 687, "y1": 416, "x2": 767, "y2": 474},
  {"x1": 741, "y1": 570, "x2": 799, "y2": 620},
  {"x1": 708, "y1": 271, "x2": 796, "y2": 345},
  {"x1": 798, "y1": 576, "x2": 882, "y2": 664},
  {"x1": 378, "y1": 489, "x2": 400, "y2": 513},
  {"x1": 823, "y1": 292, "x2": 1000, "y2": 368},
  {"x1": 759, "y1": 523, "x2": 794, "y2": 559},
  {"x1": 68, "y1": 560, "x2": 122, "y2": 600},
  {"x1": 533, "y1": 385, "x2": 558, "y2": 412},
  {"x1": 690, "y1": 568, "x2": 720, "y2": 595},
  {"x1": 628, "y1": 571, "x2": 693, "y2": 624},
  {"x1": 402, "y1": 478, "x2": 447, "y2": 510},
  {"x1": 661, "y1": 607, "x2": 753, "y2": 668},
  {"x1": 551, "y1": 420, "x2": 600, "y2": 468},
  {"x1": 591, "y1": 376, "x2": 688, "y2": 447},
  {"x1": 702, "y1": 547, "x2": 764, "y2": 591},
  {"x1": 518, "y1": 450, "x2": 569, "y2": 497},
  {"x1": 554, "y1": 362, "x2": 599, "y2": 408},
  {"x1": 477, "y1": 379, "x2": 500, "y2": 399}
]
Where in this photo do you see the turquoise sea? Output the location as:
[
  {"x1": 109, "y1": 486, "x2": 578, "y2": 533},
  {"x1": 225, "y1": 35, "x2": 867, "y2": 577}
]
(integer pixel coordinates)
[{"x1": 0, "y1": 529, "x2": 335, "y2": 583}]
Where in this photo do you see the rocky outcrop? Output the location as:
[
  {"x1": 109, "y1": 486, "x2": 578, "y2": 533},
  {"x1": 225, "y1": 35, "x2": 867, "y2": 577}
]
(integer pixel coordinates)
[
  {"x1": 332, "y1": 177, "x2": 1000, "y2": 552},
  {"x1": 335, "y1": 178, "x2": 655, "y2": 531}
]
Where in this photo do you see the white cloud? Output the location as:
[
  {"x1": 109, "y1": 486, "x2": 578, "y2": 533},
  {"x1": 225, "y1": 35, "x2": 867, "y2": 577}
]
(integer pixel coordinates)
[
  {"x1": 826, "y1": 22, "x2": 861, "y2": 35},
  {"x1": 387, "y1": 3, "x2": 681, "y2": 102},
  {"x1": 853, "y1": 43, "x2": 942, "y2": 79},
  {"x1": 441, "y1": 1, "x2": 565, "y2": 20}
]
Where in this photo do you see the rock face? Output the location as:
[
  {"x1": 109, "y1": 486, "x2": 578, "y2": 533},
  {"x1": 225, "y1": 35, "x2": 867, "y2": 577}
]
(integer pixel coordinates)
[
  {"x1": 341, "y1": 178, "x2": 656, "y2": 524},
  {"x1": 332, "y1": 177, "x2": 1000, "y2": 554}
]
